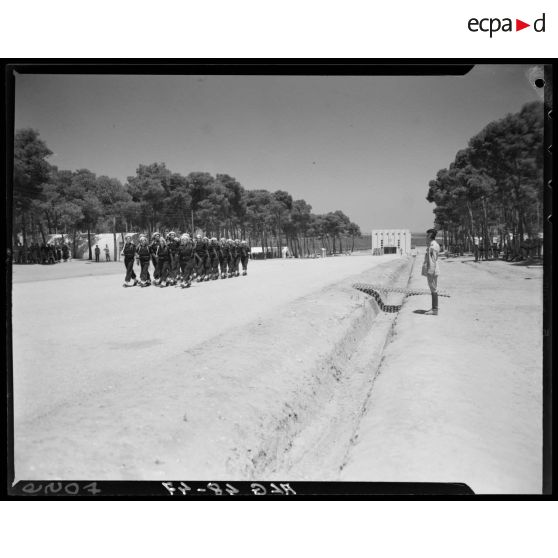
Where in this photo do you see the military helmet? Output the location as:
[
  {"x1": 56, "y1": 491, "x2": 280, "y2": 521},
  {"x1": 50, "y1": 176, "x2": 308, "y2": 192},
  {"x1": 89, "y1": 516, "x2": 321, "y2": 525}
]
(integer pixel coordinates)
[
  {"x1": 220, "y1": 237, "x2": 227, "y2": 242},
  {"x1": 125, "y1": 234, "x2": 132, "y2": 240},
  {"x1": 196, "y1": 234, "x2": 202, "y2": 240},
  {"x1": 152, "y1": 231, "x2": 161, "y2": 238},
  {"x1": 167, "y1": 231, "x2": 176, "y2": 238},
  {"x1": 241, "y1": 240, "x2": 248, "y2": 244}
]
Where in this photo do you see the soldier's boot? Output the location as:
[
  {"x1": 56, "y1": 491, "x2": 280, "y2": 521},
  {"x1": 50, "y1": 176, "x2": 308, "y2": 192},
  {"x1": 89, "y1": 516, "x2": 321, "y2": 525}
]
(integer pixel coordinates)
[
  {"x1": 424, "y1": 293, "x2": 438, "y2": 315},
  {"x1": 235, "y1": 271, "x2": 240, "y2": 277},
  {"x1": 242, "y1": 270, "x2": 247, "y2": 276}
]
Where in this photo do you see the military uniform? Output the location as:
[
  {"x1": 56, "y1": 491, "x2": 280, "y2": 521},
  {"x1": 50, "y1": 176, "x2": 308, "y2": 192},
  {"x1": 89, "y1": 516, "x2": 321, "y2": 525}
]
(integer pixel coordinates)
[
  {"x1": 149, "y1": 237, "x2": 161, "y2": 280},
  {"x1": 155, "y1": 243, "x2": 171, "y2": 286},
  {"x1": 208, "y1": 240, "x2": 220, "y2": 279},
  {"x1": 122, "y1": 240, "x2": 137, "y2": 284},
  {"x1": 194, "y1": 238, "x2": 209, "y2": 281},
  {"x1": 167, "y1": 235, "x2": 181, "y2": 285},
  {"x1": 239, "y1": 243, "x2": 251, "y2": 275},
  {"x1": 219, "y1": 240, "x2": 230, "y2": 278},
  {"x1": 229, "y1": 242, "x2": 238, "y2": 277},
  {"x1": 136, "y1": 243, "x2": 152, "y2": 285},
  {"x1": 230, "y1": 241, "x2": 241, "y2": 277},
  {"x1": 178, "y1": 239, "x2": 195, "y2": 287},
  {"x1": 422, "y1": 230, "x2": 440, "y2": 315}
]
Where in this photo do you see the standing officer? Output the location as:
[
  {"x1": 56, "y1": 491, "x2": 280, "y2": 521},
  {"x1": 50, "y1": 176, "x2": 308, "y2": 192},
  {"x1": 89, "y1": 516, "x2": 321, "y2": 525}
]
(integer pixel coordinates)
[
  {"x1": 421, "y1": 228, "x2": 440, "y2": 316},
  {"x1": 121, "y1": 234, "x2": 138, "y2": 287}
]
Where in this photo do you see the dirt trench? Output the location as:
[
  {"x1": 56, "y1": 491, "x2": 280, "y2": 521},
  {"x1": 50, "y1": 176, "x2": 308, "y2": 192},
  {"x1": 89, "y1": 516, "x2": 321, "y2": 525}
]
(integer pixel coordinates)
[{"x1": 226, "y1": 256, "x2": 416, "y2": 480}]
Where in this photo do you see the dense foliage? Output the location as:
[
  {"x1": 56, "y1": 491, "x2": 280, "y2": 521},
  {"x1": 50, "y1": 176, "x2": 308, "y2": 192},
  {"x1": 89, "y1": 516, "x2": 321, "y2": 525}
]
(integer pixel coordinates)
[
  {"x1": 426, "y1": 101, "x2": 544, "y2": 258},
  {"x1": 12, "y1": 129, "x2": 362, "y2": 259}
]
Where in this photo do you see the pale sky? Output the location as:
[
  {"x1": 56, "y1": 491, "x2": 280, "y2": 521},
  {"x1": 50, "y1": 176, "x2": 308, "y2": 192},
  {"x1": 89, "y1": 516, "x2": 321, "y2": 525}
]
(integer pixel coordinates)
[{"x1": 14, "y1": 65, "x2": 540, "y2": 232}]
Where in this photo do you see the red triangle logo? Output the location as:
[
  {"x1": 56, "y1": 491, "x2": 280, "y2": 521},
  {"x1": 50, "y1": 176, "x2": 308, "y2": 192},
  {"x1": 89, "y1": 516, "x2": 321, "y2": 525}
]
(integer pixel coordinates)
[{"x1": 516, "y1": 19, "x2": 530, "y2": 31}]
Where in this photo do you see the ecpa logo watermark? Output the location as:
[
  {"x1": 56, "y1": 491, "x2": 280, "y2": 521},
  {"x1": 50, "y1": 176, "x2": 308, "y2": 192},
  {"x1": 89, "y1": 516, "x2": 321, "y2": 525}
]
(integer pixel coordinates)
[{"x1": 468, "y1": 13, "x2": 546, "y2": 37}]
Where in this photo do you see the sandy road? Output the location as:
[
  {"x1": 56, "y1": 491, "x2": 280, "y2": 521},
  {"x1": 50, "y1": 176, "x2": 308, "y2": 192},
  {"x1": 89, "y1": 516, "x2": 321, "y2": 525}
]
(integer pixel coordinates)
[
  {"x1": 12, "y1": 254, "x2": 400, "y2": 479},
  {"x1": 341, "y1": 256, "x2": 544, "y2": 493}
]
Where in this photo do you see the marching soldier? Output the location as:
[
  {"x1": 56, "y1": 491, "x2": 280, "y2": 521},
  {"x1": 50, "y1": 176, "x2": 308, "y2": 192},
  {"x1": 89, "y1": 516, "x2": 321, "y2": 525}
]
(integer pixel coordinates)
[
  {"x1": 149, "y1": 232, "x2": 162, "y2": 282},
  {"x1": 121, "y1": 234, "x2": 138, "y2": 287},
  {"x1": 47, "y1": 244, "x2": 56, "y2": 264},
  {"x1": 178, "y1": 233, "x2": 195, "y2": 288},
  {"x1": 202, "y1": 237, "x2": 212, "y2": 280},
  {"x1": 208, "y1": 238, "x2": 220, "y2": 280},
  {"x1": 166, "y1": 231, "x2": 180, "y2": 286},
  {"x1": 194, "y1": 234, "x2": 208, "y2": 282},
  {"x1": 227, "y1": 238, "x2": 236, "y2": 278},
  {"x1": 239, "y1": 240, "x2": 251, "y2": 276},
  {"x1": 136, "y1": 235, "x2": 152, "y2": 287},
  {"x1": 231, "y1": 239, "x2": 242, "y2": 277},
  {"x1": 154, "y1": 238, "x2": 171, "y2": 287},
  {"x1": 219, "y1": 237, "x2": 230, "y2": 279}
]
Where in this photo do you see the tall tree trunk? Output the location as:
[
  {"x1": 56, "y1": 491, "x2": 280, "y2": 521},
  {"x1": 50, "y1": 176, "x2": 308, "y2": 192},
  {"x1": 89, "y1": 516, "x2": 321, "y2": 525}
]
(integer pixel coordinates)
[
  {"x1": 113, "y1": 216, "x2": 118, "y2": 262},
  {"x1": 87, "y1": 226, "x2": 93, "y2": 260},
  {"x1": 38, "y1": 222, "x2": 47, "y2": 244},
  {"x1": 480, "y1": 198, "x2": 488, "y2": 258},
  {"x1": 21, "y1": 211, "x2": 28, "y2": 249}
]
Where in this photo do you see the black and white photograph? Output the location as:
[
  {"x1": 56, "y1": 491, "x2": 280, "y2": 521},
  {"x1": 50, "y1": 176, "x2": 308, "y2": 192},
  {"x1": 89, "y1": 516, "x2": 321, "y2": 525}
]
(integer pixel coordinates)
[{"x1": 8, "y1": 63, "x2": 550, "y2": 495}]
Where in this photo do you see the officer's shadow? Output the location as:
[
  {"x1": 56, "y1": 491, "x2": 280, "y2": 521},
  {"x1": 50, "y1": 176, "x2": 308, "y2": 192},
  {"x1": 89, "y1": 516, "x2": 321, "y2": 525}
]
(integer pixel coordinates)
[{"x1": 413, "y1": 309, "x2": 429, "y2": 314}]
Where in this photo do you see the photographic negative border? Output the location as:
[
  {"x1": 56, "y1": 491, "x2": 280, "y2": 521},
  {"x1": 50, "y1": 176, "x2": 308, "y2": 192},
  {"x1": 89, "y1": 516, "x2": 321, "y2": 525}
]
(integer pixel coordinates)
[{"x1": 2, "y1": 59, "x2": 554, "y2": 499}]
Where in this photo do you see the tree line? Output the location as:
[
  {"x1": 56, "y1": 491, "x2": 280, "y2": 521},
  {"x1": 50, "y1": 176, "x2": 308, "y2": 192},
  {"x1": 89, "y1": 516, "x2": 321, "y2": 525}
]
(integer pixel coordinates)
[
  {"x1": 13, "y1": 129, "x2": 362, "y2": 260},
  {"x1": 426, "y1": 101, "x2": 544, "y2": 259}
]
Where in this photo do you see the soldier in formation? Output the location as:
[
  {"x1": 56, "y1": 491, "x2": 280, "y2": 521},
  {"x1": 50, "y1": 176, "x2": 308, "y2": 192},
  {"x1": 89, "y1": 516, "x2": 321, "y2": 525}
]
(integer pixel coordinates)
[{"x1": 121, "y1": 231, "x2": 251, "y2": 288}]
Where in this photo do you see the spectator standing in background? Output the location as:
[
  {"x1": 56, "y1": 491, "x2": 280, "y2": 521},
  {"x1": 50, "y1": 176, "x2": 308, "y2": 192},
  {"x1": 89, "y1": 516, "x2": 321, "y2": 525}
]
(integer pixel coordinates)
[{"x1": 94, "y1": 244, "x2": 101, "y2": 262}]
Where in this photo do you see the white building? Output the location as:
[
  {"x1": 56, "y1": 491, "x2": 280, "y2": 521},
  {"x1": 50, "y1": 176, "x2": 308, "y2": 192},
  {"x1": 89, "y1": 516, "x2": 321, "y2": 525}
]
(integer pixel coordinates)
[{"x1": 371, "y1": 229, "x2": 411, "y2": 255}]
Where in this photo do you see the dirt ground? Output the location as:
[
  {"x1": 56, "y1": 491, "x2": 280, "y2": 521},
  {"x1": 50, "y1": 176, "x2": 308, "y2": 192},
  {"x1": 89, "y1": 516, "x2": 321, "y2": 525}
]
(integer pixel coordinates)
[
  {"x1": 11, "y1": 252, "x2": 544, "y2": 492},
  {"x1": 340, "y1": 255, "x2": 544, "y2": 494},
  {"x1": 12, "y1": 254, "x2": 402, "y2": 480}
]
